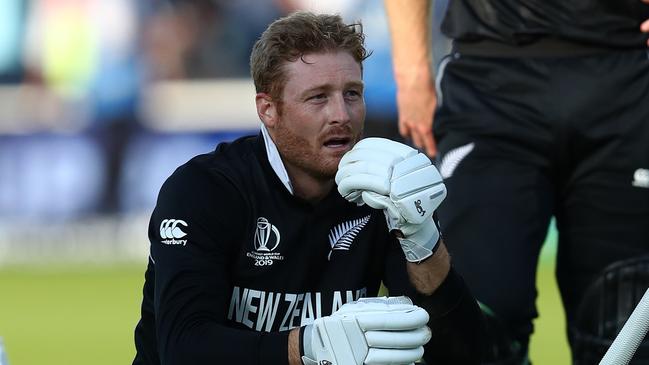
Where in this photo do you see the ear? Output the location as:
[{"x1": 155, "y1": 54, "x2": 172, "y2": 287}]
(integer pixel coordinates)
[{"x1": 255, "y1": 93, "x2": 279, "y2": 128}]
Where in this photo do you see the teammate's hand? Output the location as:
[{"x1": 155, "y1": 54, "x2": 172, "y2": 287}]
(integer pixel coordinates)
[
  {"x1": 336, "y1": 138, "x2": 447, "y2": 262},
  {"x1": 642, "y1": 0, "x2": 649, "y2": 46},
  {"x1": 395, "y1": 72, "x2": 437, "y2": 157},
  {"x1": 301, "y1": 296, "x2": 431, "y2": 365}
]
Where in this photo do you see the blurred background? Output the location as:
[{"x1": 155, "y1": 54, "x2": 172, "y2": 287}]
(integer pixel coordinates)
[{"x1": 0, "y1": 0, "x2": 567, "y2": 364}]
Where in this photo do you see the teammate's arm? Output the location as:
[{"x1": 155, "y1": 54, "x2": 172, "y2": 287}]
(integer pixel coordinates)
[{"x1": 384, "y1": 0, "x2": 437, "y2": 157}]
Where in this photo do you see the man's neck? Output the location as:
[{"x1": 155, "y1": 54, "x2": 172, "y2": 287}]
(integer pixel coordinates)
[{"x1": 285, "y1": 166, "x2": 334, "y2": 203}]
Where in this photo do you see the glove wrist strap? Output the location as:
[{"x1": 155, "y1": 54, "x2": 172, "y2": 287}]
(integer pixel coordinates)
[
  {"x1": 398, "y1": 221, "x2": 440, "y2": 263},
  {"x1": 300, "y1": 325, "x2": 316, "y2": 365}
]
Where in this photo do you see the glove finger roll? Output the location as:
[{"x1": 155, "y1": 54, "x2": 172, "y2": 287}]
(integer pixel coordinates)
[
  {"x1": 335, "y1": 300, "x2": 417, "y2": 315},
  {"x1": 358, "y1": 191, "x2": 391, "y2": 211},
  {"x1": 361, "y1": 192, "x2": 403, "y2": 229},
  {"x1": 364, "y1": 326, "x2": 432, "y2": 348},
  {"x1": 344, "y1": 190, "x2": 364, "y2": 205},
  {"x1": 353, "y1": 137, "x2": 418, "y2": 158},
  {"x1": 338, "y1": 147, "x2": 406, "y2": 171},
  {"x1": 354, "y1": 307, "x2": 429, "y2": 331},
  {"x1": 336, "y1": 160, "x2": 393, "y2": 183},
  {"x1": 356, "y1": 296, "x2": 412, "y2": 305},
  {"x1": 365, "y1": 346, "x2": 425, "y2": 365},
  {"x1": 336, "y1": 160, "x2": 392, "y2": 197},
  {"x1": 338, "y1": 175, "x2": 390, "y2": 199}
]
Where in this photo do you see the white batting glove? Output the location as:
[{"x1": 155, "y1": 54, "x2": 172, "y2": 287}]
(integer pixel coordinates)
[
  {"x1": 335, "y1": 138, "x2": 447, "y2": 262},
  {"x1": 301, "y1": 296, "x2": 431, "y2": 365}
]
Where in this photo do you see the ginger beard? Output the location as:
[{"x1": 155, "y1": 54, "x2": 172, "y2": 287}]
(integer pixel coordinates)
[{"x1": 273, "y1": 120, "x2": 362, "y2": 180}]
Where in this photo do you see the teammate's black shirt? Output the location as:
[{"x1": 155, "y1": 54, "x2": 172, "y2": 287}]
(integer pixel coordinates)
[
  {"x1": 133, "y1": 134, "x2": 484, "y2": 364},
  {"x1": 442, "y1": 0, "x2": 649, "y2": 47}
]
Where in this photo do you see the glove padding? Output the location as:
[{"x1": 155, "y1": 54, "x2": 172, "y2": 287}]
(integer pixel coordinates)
[
  {"x1": 335, "y1": 138, "x2": 447, "y2": 262},
  {"x1": 301, "y1": 296, "x2": 431, "y2": 365}
]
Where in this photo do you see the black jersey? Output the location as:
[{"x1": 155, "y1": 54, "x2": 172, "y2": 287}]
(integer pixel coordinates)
[
  {"x1": 441, "y1": 0, "x2": 649, "y2": 48},
  {"x1": 133, "y1": 134, "x2": 484, "y2": 365}
]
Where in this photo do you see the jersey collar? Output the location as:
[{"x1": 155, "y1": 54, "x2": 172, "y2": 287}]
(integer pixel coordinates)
[{"x1": 260, "y1": 124, "x2": 294, "y2": 195}]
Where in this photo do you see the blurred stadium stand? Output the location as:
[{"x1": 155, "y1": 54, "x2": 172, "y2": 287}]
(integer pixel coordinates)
[
  {"x1": 0, "y1": 79, "x2": 256, "y2": 265},
  {"x1": 0, "y1": 133, "x2": 105, "y2": 220},
  {"x1": 118, "y1": 131, "x2": 256, "y2": 213}
]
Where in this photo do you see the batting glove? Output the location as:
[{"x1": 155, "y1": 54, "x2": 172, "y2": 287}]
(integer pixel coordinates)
[
  {"x1": 301, "y1": 296, "x2": 431, "y2": 365},
  {"x1": 335, "y1": 138, "x2": 447, "y2": 262}
]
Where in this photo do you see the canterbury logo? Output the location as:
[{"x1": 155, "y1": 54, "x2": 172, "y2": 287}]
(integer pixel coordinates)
[
  {"x1": 439, "y1": 142, "x2": 474, "y2": 179},
  {"x1": 160, "y1": 219, "x2": 188, "y2": 239},
  {"x1": 328, "y1": 215, "x2": 371, "y2": 260}
]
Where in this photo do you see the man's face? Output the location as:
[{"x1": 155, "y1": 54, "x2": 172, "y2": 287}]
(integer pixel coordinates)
[{"x1": 271, "y1": 51, "x2": 365, "y2": 180}]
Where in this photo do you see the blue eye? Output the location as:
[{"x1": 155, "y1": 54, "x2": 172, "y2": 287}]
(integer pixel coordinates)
[{"x1": 345, "y1": 90, "x2": 362, "y2": 99}]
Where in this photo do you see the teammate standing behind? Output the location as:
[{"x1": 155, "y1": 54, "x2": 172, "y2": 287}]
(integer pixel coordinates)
[
  {"x1": 132, "y1": 11, "x2": 485, "y2": 365},
  {"x1": 385, "y1": 0, "x2": 649, "y2": 363}
]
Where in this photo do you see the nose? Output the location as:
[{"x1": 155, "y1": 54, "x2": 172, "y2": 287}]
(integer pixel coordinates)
[{"x1": 328, "y1": 94, "x2": 351, "y2": 125}]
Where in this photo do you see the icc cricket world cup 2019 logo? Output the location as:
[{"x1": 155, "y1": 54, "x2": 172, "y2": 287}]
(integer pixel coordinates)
[
  {"x1": 254, "y1": 217, "x2": 281, "y2": 252},
  {"x1": 249, "y1": 217, "x2": 283, "y2": 266}
]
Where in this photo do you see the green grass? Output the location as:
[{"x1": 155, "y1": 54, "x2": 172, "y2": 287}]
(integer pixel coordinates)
[
  {"x1": 0, "y1": 227, "x2": 570, "y2": 364},
  {"x1": 0, "y1": 264, "x2": 144, "y2": 365},
  {"x1": 530, "y1": 224, "x2": 571, "y2": 365}
]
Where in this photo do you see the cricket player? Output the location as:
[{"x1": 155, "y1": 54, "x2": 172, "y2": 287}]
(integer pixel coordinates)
[{"x1": 133, "y1": 11, "x2": 485, "y2": 365}]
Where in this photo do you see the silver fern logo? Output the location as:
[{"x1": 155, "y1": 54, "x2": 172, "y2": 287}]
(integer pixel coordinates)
[
  {"x1": 439, "y1": 142, "x2": 475, "y2": 179},
  {"x1": 327, "y1": 215, "x2": 371, "y2": 260}
]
